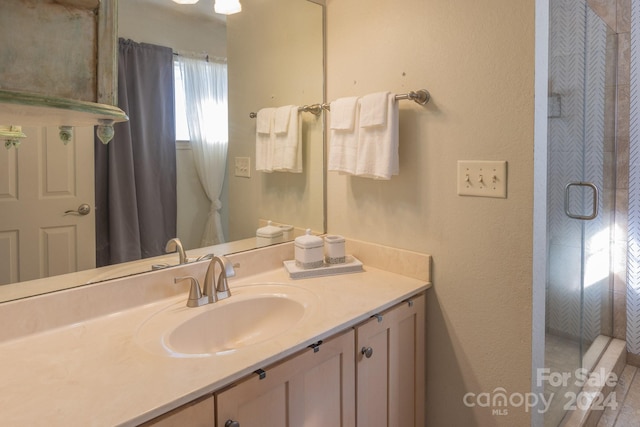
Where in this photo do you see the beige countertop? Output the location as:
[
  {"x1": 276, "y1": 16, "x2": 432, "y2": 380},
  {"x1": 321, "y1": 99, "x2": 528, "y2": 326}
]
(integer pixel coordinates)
[{"x1": 0, "y1": 253, "x2": 430, "y2": 426}]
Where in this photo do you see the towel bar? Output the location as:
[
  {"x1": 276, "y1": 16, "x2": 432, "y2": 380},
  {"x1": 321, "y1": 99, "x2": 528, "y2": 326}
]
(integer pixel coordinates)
[
  {"x1": 249, "y1": 104, "x2": 323, "y2": 118},
  {"x1": 248, "y1": 89, "x2": 430, "y2": 118}
]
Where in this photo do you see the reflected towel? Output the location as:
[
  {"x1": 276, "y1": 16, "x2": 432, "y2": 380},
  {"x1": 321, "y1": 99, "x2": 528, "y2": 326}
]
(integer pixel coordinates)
[
  {"x1": 273, "y1": 106, "x2": 302, "y2": 173},
  {"x1": 274, "y1": 105, "x2": 294, "y2": 135},
  {"x1": 256, "y1": 107, "x2": 274, "y2": 134},
  {"x1": 355, "y1": 93, "x2": 399, "y2": 180},
  {"x1": 256, "y1": 108, "x2": 275, "y2": 172},
  {"x1": 328, "y1": 97, "x2": 360, "y2": 174}
]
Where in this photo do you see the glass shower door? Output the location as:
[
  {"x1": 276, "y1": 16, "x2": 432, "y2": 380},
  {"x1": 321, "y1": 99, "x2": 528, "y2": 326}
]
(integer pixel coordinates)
[{"x1": 545, "y1": 0, "x2": 616, "y2": 425}]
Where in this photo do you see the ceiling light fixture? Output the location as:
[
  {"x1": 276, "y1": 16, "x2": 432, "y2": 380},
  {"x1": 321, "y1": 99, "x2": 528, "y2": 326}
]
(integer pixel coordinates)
[
  {"x1": 214, "y1": 0, "x2": 242, "y2": 15},
  {"x1": 172, "y1": 0, "x2": 199, "y2": 4}
]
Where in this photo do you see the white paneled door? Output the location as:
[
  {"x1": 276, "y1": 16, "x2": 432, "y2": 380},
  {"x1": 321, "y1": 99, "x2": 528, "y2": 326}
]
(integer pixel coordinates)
[{"x1": 0, "y1": 126, "x2": 95, "y2": 285}]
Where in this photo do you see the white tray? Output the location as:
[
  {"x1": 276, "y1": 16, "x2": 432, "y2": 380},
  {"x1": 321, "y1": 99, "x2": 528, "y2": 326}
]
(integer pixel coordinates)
[{"x1": 283, "y1": 255, "x2": 363, "y2": 279}]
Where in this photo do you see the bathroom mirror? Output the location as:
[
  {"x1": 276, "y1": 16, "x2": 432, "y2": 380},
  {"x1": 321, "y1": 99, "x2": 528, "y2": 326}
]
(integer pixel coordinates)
[{"x1": 0, "y1": 0, "x2": 325, "y2": 303}]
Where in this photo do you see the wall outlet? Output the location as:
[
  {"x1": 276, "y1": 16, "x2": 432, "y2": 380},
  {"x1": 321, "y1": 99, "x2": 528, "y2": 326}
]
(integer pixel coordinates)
[
  {"x1": 235, "y1": 157, "x2": 251, "y2": 178},
  {"x1": 457, "y1": 160, "x2": 507, "y2": 198}
]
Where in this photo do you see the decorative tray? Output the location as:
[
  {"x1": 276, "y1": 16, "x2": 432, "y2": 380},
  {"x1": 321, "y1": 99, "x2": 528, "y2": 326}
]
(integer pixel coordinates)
[{"x1": 283, "y1": 255, "x2": 363, "y2": 279}]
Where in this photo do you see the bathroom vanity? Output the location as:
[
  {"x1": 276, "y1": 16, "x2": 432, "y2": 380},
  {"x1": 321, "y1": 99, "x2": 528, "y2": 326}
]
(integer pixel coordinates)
[
  {"x1": 145, "y1": 294, "x2": 425, "y2": 427},
  {"x1": 0, "y1": 240, "x2": 431, "y2": 426}
]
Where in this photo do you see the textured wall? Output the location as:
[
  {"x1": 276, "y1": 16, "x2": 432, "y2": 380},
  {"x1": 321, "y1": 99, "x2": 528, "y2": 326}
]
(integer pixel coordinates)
[
  {"x1": 226, "y1": 0, "x2": 325, "y2": 241},
  {"x1": 627, "y1": 0, "x2": 640, "y2": 357},
  {"x1": 0, "y1": 0, "x2": 97, "y2": 101},
  {"x1": 326, "y1": 0, "x2": 535, "y2": 425}
]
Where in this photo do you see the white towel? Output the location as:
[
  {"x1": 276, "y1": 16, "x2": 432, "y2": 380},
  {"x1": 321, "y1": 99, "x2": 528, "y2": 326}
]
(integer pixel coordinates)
[
  {"x1": 359, "y1": 92, "x2": 388, "y2": 128},
  {"x1": 329, "y1": 97, "x2": 359, "y2": 130},
  {"x1": 274, "y1": 105, "x2": 293, "y2": 135},
  {"x1": 256, "y1": 108, "x2": 275, "y2": 172},
  {"x1": 328, "y1": 97, "x2": 360, "y2": 175},
  {"x1": 355, "y1": 92, "x2": 399, "y2": 180},
  {"x1": 256, "y1": 107, "x2": 274, "y2": 134},
  {"x1": 273, "y1": 106, "x2": 302, "y2": 173}
]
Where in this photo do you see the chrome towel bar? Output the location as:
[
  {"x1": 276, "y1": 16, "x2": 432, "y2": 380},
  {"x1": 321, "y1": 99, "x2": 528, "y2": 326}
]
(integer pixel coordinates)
[{"x1": 249, "y1": 89, "x2": 430, "y2": 118}]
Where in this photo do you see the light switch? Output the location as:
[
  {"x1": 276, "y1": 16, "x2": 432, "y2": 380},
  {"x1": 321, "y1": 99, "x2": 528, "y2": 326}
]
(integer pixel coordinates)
[
  {"x1": 235, "y1": 157, "x2": 251, "y2": 178},
  {"x1": 457, "y1": 160, "x2": 507, "y2": 198}
]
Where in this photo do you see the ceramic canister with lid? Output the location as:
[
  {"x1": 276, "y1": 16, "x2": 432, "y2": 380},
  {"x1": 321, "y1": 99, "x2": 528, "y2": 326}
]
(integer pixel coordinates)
[
  {"x1": 256, "y1": 220, "x2": 284, "y2": 246},
  {"x1": 294, "y1": 229, "x2": 324, "y2": 269}
]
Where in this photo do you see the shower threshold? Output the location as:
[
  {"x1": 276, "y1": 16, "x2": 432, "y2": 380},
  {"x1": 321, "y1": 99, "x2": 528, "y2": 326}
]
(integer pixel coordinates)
[{"x1": 559, "y1": 338, "x2": 626, "y2": 426}]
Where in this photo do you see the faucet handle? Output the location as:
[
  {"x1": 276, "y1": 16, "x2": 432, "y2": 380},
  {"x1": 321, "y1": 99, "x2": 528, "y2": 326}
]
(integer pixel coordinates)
[
  {"x1": 174, "y1": 276, "x2": 206, "y2": 308},
  {"x1": 215, "y1": 256, "x2": 235, "y2": 300},
  {"x1": 222, "y1": 256, "x2": 236, "y2": 278}
]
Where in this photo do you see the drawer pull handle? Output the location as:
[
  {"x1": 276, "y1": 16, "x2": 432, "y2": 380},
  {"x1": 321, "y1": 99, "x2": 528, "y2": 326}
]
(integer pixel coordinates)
[{"x1": 361, "y1": 346, "x2": 373, "y2": 358}]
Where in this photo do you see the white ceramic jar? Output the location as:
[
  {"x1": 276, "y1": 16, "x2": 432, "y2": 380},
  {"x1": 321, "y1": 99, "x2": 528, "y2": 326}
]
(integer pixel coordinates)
[
  {"x1": 256, "y1": 221, "x2": 284, "y2": 247},
  {"x1": 324, "y1": 235, "x2": 346, "y2": 264},
  {"x1": 295, "y1": 229, "x2": 324, "y2": 269},
  {"x1": 279, "y1": 224, "x2": 294, "y2": 241}
]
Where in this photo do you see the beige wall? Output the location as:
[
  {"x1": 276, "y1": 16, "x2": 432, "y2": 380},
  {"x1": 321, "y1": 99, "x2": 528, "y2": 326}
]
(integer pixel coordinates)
[
  {"x1": 326, "y1": 0, "x2": 536, "y2": 425},
  {"x1": 226, "y1": 0, "x2": 325, "y2": 241}
]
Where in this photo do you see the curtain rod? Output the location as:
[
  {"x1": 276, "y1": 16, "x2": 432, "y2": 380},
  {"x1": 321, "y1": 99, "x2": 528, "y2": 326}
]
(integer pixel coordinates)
[{"x1": 173, "y1": 51, "x2": 227, "y2": 63}]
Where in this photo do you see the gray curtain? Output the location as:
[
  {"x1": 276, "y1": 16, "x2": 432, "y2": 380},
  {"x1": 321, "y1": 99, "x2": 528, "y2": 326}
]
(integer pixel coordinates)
[{"x1": 95, "y1": 39, "x2": 176, "y2": 267}]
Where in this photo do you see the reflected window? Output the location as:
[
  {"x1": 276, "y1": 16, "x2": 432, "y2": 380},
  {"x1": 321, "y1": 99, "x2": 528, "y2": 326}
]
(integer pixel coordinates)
[{"x1": 174, "y1": 61, "x2": 190, "y2": 141}]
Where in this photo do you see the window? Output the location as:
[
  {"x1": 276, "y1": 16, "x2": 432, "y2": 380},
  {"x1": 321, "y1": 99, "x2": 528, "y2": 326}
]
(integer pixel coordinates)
[{"x1": 174, "y1": 61, "x2": 190, "y2": 141}]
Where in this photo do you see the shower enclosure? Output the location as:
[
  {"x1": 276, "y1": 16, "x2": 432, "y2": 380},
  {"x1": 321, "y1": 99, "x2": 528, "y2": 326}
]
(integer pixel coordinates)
[{"x1": 545, "y1": 0, "x2": 617, "y2": 425}]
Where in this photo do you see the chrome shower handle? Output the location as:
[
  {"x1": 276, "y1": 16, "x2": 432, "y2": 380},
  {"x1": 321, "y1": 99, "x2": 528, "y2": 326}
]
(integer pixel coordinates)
[{"x1": 564, "y1": 182, "x2": 599, "y2": 220}]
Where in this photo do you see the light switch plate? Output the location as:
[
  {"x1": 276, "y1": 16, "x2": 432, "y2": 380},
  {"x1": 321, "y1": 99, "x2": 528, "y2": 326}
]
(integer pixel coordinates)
[
  {"x1": 235, "y1": 157, "x2": 251, "y2": 178},
  {"x1": 457, "y1": 160, "x2": 507, "y2": 198}
]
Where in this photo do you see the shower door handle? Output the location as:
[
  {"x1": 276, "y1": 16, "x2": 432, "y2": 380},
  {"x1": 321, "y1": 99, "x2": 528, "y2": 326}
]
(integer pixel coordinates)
[{"x1": 564, "y1": 182, "x2": 599, "y2": 220}]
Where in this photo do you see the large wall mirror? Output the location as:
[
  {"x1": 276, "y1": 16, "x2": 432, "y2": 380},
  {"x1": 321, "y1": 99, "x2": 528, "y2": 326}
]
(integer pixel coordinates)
[{"x1": 0, "y1": 0, "x2": 325, "y2": 303}]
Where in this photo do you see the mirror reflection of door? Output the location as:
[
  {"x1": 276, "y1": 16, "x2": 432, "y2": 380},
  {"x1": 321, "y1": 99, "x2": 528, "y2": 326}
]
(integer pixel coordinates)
[{"x1": 0, "y1": 126, "x2": 95, "y2": 284}]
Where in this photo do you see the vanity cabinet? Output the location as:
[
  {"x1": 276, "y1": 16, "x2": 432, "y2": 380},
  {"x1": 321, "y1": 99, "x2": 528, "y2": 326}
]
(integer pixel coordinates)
[
  {"x1": 355, "y1": 293, "x2": 426, "y2": 427},
  {"x1": 215, "y1": 329, "x2": 356, "y2": 427},
  {"x1": 141, "y1": 395, "x2": 215, "y2": 427},
  {"x1": 138, "y1": 293, "x2": 426, "y2": 427}
]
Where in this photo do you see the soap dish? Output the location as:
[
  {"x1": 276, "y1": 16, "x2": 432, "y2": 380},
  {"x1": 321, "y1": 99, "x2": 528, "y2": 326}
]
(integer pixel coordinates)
[{"x1": 283, "y1": 255, "x2": 363, "y2": 279}]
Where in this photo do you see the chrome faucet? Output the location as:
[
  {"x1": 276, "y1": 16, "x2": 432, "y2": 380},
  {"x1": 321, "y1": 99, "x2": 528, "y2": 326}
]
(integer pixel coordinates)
[
  {"x1": 203, "y1": 255, "x2": 236, "y2": 303},
  {"x1": 165, "y1": 238, "x2": 187, "y2": 264}
]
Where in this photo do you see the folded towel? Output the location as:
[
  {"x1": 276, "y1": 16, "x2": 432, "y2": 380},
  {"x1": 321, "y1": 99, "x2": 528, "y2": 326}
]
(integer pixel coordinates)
[
  {"x1": 359, "y1": 92, "x2": 389, "y2": 128},
  {"x1": 256, "y1": 108, "x2": 276, "y2": 172},
  {"x1": 329, "y1": 97, "x2": 359, "y2": 130},
  {"x1": 274, "y1": 105, "x2": 294, "y2": 135},
  {"x1": 273, "y1": 106, "x2": 302, "y2": 173},
  {"x1": 355, "y1": 93, "x2": 399, "y2": 180},
  {"x1": 256, "y1": 107, "x2": 274, "y2": 134},
  {"x1": 328, "y1": 98, "x2": 360, "y2": 175}
]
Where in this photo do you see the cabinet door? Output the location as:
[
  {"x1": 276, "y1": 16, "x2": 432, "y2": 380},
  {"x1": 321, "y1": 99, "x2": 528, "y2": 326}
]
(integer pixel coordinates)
[
  {"x1": 216, "y1": 329, "x2": 356, "y2": 427},
  {"x1": 356, "y1": 293, "x2": 426, "y2": 427},
  {"x1": 140, "y1": 395, "x2": 215, "y2": 427}
]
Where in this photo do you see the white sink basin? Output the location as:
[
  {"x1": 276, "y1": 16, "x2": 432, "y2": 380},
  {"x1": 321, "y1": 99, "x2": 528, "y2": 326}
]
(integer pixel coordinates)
[{"x1": 135, "y1": 283, "x2": 318, "y2": 358}]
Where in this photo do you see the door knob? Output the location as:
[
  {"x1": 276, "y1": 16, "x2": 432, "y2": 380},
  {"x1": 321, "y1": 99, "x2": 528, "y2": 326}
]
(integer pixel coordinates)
[
  {"x1": 64, "y1": 203, "x2": 91, "y2": 216},
  {"x1": 361, "y1": 346, "x2": 373, "y2": 358},
  {"x1": 225, "y1": 420, "x2": 240, "y2": 427}
]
